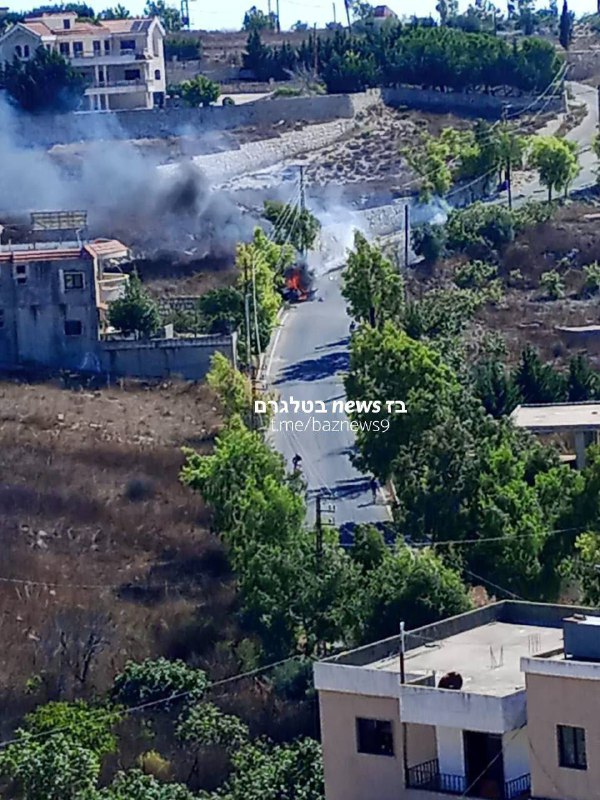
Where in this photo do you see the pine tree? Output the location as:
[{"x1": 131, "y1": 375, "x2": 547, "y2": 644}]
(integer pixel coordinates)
[{"x1": 559, "y1": 0, "x2": 573, "y2": 50}]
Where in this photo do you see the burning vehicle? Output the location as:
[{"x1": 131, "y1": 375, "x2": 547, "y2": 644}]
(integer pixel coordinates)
[{"x1": 282, "y1": 262, "x2": 317, "y2": 303}]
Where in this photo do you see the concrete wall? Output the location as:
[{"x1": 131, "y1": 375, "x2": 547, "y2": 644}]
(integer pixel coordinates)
[
  {"x1": 567, "y1": 49, "x2": 600, "y2": 81},
  {"x1": 503, "y1": 728, "x2": 530, "y2": 783},
  {"x1": 399, "y1": 684, "x2": 527, "y2": 735},
  {"x1": 526, "y1": 672, "x2": 600, "y2": 800},
  {"x1": 8, "y1": 83, "x2": 557, "y2": 148},
  {"x1": 11, "y1": 91, "x2": 380, "y2": 148},
  {"x1": 318, "y1": 690, "x2": 436, "y2": 800},
  {"x1": 382, "y1": 86, "x2": 565, "y2": 119},
  {"x1": 99, "y1": 333, "x2": 235, "y2": 380},
  {"x1": 436, "y1": 727, "x2": 465, "y2": 778}
]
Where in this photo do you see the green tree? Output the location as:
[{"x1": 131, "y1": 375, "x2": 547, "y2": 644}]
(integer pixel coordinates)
[
  {"x1": 0, "y1": 47, "x2": 85, "y2": 113},
  {"x1": 473, "y1": 357, "x2": 520, "y2": 417},
  {"x1": 112, "y1": 658, "x2": 207, "y2": 708},
  {"x1": 95, "y1": 770, "x2": 195, "y2": 800},
  {"x1": 559, "y1": 0, "x2": 574, "y2": 49},
  {"x1": 206, "y1": 352, "x2": 253, "y2": 423},
  {"x1": 345, "y1": 323, "x2": 465, "y2": 479},
  {"x1": 539, "y1": 268, "x2": 565, "y2": 299},
  {"x1": 263, "y1": 200, "x2": 321, "y2": 253},
  {"x1": 214, "y1": 738, "x2": 324, "y2": 800},
  {"x1": 108, "y1": 272, "x2": 160, "y2": 338},
  {"x1": 24, "y1": 701, "x2": 122, "y2": 758},
  {"x1": 176, "y1": 703, "x2": 249, "y2": 751},
  {"x1": 358, "y1": 543, "x2": 472, "y2": 642},
  {"x1": 197, "y1": 286, "x2": 244, "y2": 334},
  {"x1": 567, "y1": 354, "x2": 599, "y2": 401},
  {"x1": 514, "y1": 345, "x2": 566, "y2": 403},
  {"x1": 496, "y1": 123, "x2": 527, "y2": 209},
  {"x1": 242, "y1": 4, "x2": 278, "y2": 31},
  {"x1": 99, "y1": 4, "x2": 131, "y2": 18},
  {"x1": 0, "y1": 733, "x2": 101, "y2": 800},
  {"x1": 144, "y1": 0, "x2": 182, "y2": 31},
  {"x1": 180, "y1": 74, "x2": 220, "y2": 107},
  {"x1": 342, "y1": 231, "x2": 405, "y2": 327},
  {"x1": 411, "y1": 223, "x2": 447, "y2": 264},
  {"x1": 235, "y1": 227, "x2": 293, "y2": 354},
  {"x1": 529, "y1": 136, "x2": 580, "y2": 201}
]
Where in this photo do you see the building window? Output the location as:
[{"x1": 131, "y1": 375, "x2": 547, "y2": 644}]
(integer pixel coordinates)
[
  {"x1": 93, "y1": 40, "x2": 101, "y2": 54},
  {"x1": 14, "y1": 44, "x2": 22, "y2": 57},
  {"x1": 558, "y1": 725, "x2": 587, "y2": 770},
  {"x1": 59, "y1": 42, "x2": 70, "y2": 57},
  {"x1": 13, "y1": 263, "x2": 27, "y2": 284},
  {"x1": 356, "y1": 718, "x2": 394, "y2": 757},
  {"x1": 63, "y1": 271, "x2": 85, "y2": 291},
  {"x1": 104, "y1": 39, "x2": 110, "y2": 53},
  {"x1": 154, "y1": 68, "x2": 161, "y2": 80},
  {"x1": 120, "y1": 39, "x2": 136, "y2": 51},
  {"x1": 0, "y1": 309, "x2": 4, "y2": 329},
  {"x1": 63, "y1": 18, "x2": 71, "y2": 29},
  {"x1": 124, "y1": 68, "x2": 141, "y2": 81},
  {"x1": 73, "y1": 41, "x2": 83, "y2": 56},
  {"x1": 64, "y1": 320, "x2": 83, "y2": 337},
  {"x1": 23, "y1": 44, "x2": 30, "y2": 57}
]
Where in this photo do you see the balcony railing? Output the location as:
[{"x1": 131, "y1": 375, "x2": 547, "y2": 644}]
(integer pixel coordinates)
[
  {"x1": 407, "y1": 759, "x2": 466, "y2": 794},
  {"x1": 407, "y1": 759, "x2": 530, "y2": 799},
  {"x1": 505, "y1": 773, "x2": 531, "y2": 800}
]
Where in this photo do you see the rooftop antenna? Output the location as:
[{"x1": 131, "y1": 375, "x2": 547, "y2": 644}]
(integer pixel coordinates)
[{"x1": 489, "y1": 645, "x2": 504, "y2": 669}]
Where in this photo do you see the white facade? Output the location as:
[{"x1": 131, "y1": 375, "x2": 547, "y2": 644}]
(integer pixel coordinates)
[{"x1": 0, "y1": 12, "x2": 166, "y2": 111}]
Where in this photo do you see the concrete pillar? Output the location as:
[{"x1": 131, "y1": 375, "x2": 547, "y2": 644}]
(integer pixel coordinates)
[{"x1": 575, "y1": 431, "x2": 587, "y2": 470}]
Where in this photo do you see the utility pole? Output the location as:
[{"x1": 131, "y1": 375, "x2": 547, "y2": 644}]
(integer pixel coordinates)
[
  {"x1": 276, "y1": 0, "x2": 280, "y2": 31},
  {"x1": 299, "y1": 164, "x2": 307, "y2": 258},
  {"x1": 268, "y1": 0, "x2": 272, "y2": 18},
  {"x1": 502, "y1": 104, "x2": 513, "y2": 210},
  {"x1": 403, "y1": 204, "x2": 410, "y2": 268},
  {"x1": 400, "y1": 621, "x2": 409, "y2": 788},
  {"x1": 313, "y1": 22, "x2": 318, "y2": 75},
  {"x1": 332, "y1": 1, "x2": 337, "y2": 23},
  {"x1": 299, "y1": 164, "x2": 306, "y2": 213},
  {"x1": 243, "y1": 258, "x2": 255, "y2": 430},
  {"x1": 315, "y1": 494, "x2": 323, "y2": 561},
  {"x1": 344, "y1": 0, "x2": 352, "y2": 32}
]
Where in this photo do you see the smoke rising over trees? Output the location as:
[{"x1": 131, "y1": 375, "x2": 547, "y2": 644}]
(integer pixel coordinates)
[{"x1": 0, "y1": 97, "x2": 253, "y2": 258}]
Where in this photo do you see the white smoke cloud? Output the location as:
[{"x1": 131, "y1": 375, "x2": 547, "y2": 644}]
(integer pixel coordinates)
[{"x1": 0, "y1": 96, "x2": 254, "y2": 259}]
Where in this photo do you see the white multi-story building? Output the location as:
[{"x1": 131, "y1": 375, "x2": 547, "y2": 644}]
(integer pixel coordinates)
[{"x1": 0, "y1": 11, "x2": 166, "y2": 111}]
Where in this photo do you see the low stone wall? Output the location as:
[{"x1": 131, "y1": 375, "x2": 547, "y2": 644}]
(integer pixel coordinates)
[
  {"x1": 10, "y1": 83, "x2": 560, "y2": 149},
  {"x1": 11, "y1": 92, "x2": 380, "y2": 148},
  {"x1": 100, "y1": 333, "x2": 236, "y2": 380},
  {"x1": 382, "y1": 86, "x2": 565, "y2": 119},
  {"x1": 567, "y1": 49, "x2": 600, "y2": 81}
]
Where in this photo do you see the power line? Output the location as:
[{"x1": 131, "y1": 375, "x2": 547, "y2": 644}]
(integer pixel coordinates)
[
  {"x1": 0, "y1": 654, "x2": 304, "y2": 752},
  {"x1": 412, "y1": 526, "x2": 584, "y2": 549}
]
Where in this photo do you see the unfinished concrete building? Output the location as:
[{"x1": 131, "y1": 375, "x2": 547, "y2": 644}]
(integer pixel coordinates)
[{"x1": 0, "y1": 215, "x2": 236, "y2": 380}]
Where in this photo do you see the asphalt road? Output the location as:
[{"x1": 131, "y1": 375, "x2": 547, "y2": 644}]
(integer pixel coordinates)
[
  {"x1": 266, "y1": 81, "x2": 598, "y2": 536},
  {"x1": 265, "y1": 255, "x2": 391, "y2": 540},
  {"x1": 513, "y1": 81, "x2": 599, "y2": 203}
]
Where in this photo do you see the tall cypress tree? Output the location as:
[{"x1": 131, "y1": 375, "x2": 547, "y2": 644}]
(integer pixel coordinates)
[{"x1": 559, "y1": 0, "x2": 573, "y2": 50}]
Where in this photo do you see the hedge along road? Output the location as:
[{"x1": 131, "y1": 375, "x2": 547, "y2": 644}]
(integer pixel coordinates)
[{"x1": 265, "y1": 81, "x2": 599, "y2": 540}]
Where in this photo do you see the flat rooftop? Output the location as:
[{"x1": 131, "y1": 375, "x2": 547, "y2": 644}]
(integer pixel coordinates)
[
  {"x1": 370, "y1": 621, "x2": 563, "y2": 696},
  {"x1": 511, "y1": 402, "x2": 600, "y2": 431}
]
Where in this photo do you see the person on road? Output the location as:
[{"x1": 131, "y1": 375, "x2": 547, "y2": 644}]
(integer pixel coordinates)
[
  {"x1": 370, "y1": 478, "x2": 378, "y2": 504},
  {"x1": 292, "y1": 453, "x2": 302, "y2": 472}
]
